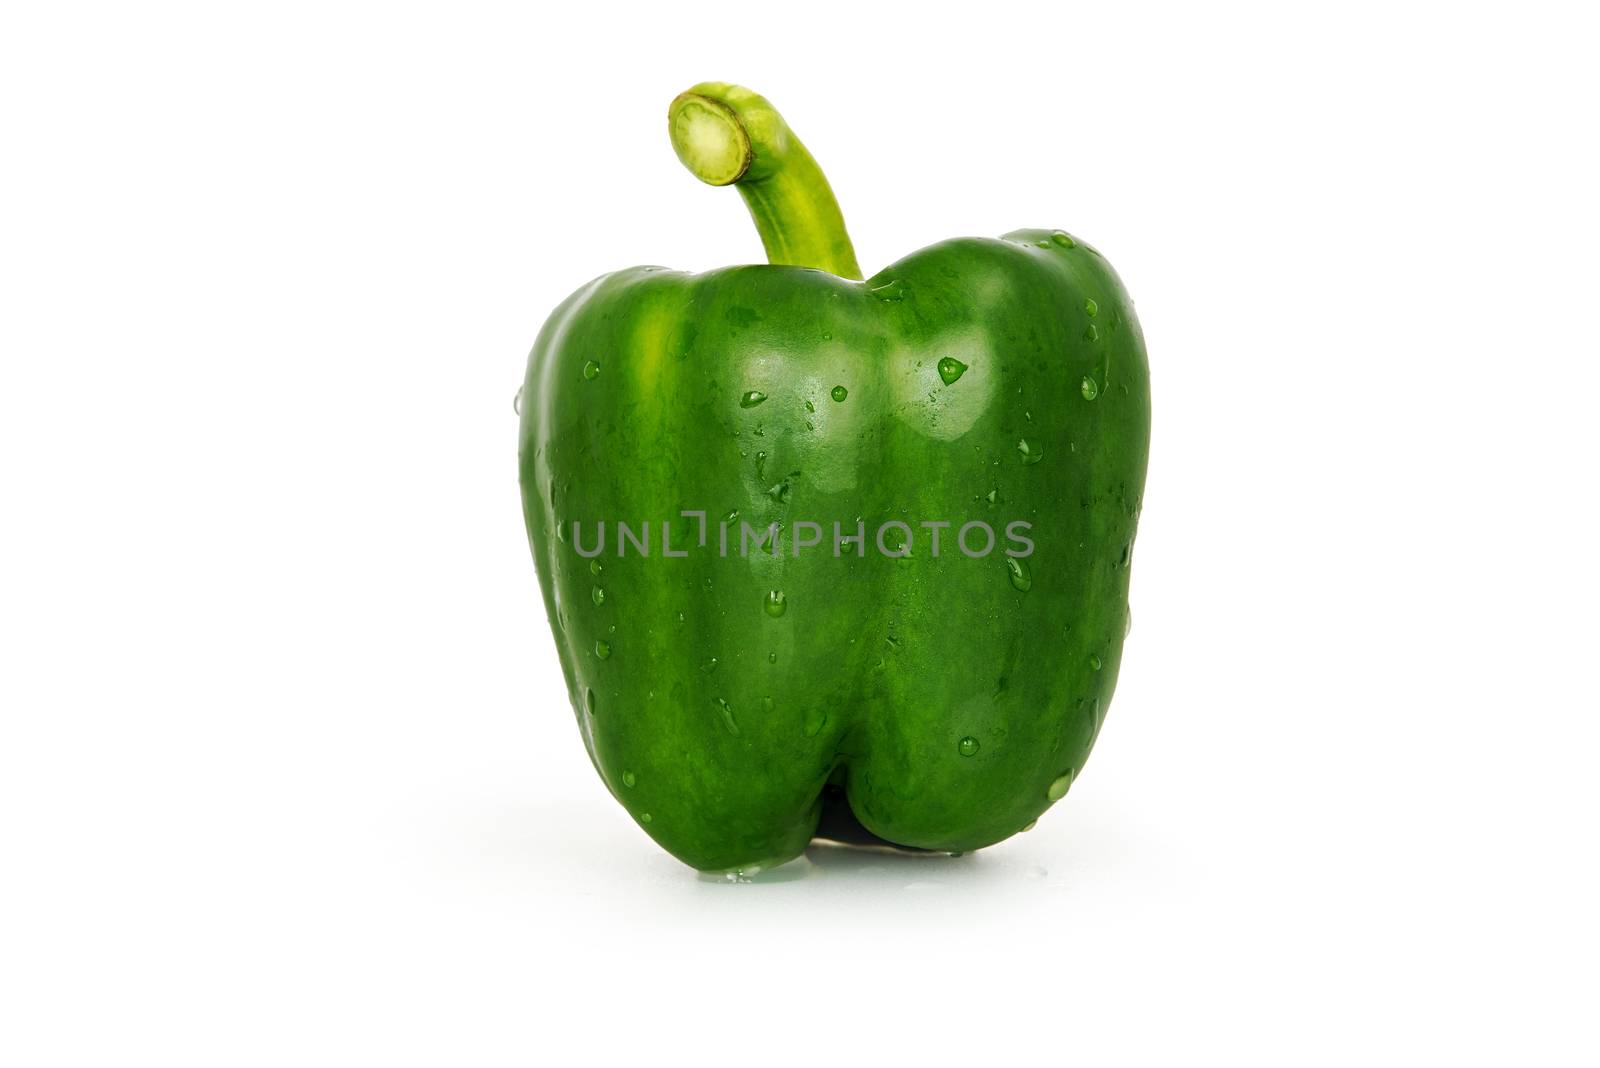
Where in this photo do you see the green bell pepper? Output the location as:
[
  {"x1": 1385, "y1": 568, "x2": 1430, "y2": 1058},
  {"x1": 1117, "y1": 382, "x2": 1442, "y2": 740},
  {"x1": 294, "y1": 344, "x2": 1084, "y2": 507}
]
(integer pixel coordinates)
[{"x1": 517, "y1": 82, "x2": 1150, "y2": 874}]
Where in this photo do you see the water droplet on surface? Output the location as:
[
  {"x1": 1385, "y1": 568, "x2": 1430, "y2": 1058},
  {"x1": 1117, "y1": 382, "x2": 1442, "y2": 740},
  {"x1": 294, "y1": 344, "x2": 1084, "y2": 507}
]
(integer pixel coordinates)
[
  {"x1": 585, "y1": 688, "x2": 596, "y2": 716},
  {"x1": 937, "y1": 357, "x2": 968, "y2": 385},
  {"x1": 1084, "y1": 297, "x2": 1098, "y2": 317},
  {"x1": 768, "y1": 651, "x2": 777, "y2": 664},
  {"x1": 739, "y1": 390, "x2": 767, "y2": 409},
  {"x1": 722, "y1": 509, "x2": 739, "y2": 524},
  {"x1": 1047, "y1": 770, "x2": 1074, "y2": 801},
  {"x1": 591, "y1": 586, "x2": 606, "y2": 606},
  {"x1": 512, "y1": 387, "x2": 523, "y2": 414},
  {"x1": 984, "y1": 488, "x2": 998, "y2": 506},
  {"x1": 1006, "y1": 557, "x2": 1032, "y2": 592},
  {"x1": 714, "y1": 697, "x2": 740, "y2": 735},
  {"x1": 804, "y1": 400, "x2": 815, "y2": 413},
  {"x1": 1017, "y1": 437, "x2": 1045, "y2": 465},
  {"x1": 1125, "y1": 606, "x2": 1133, "y2": 636},
  {"x1": 1084, "y1": 324, "x2": 1099, "y2": 342},
  {"x1": 622, "y1": 770, "x2": 636, "y2": 788},
  {"x1": 869, "y1": 278, "x2": 905, "y2": 301},
  {"x1": 1020, "y1": 819, "x2": 1038, "y2": 832},
  {"x1": 755, "y1": 451, "x2": 767, "y2": 479},
  {"x1": 1051, "y1": 231, "x2": 1076, "y2": 248},
  {"x1": 764, "y1": 590, "x2": 788, "y2": 617},
  {"x1": 582, "y1": 360, "x2": 600, "y2": 380},
  {"x1": 831, "y1": 385, "x2": 849, "y2": 402},
  {"x1": 589, "y1": 559, "x2": 602, "y2": 577},
  {"x1": 1081, "y1": 375, "x2": 1099, "y2": 400},
  {"x1": 767, "y1": 481, "x2": 790, "y2": 505},
  {"x1": 701, "y1": 656, "x2": 718, "y2": 674},
  {"x1": 958, "y1": 736, "x2": 980, "y2": 757},
  {"x1": 1090, "y1": 654, "x2": 1103, "y2": 671},
  {"x1": 640, "y1": 812, "x2": 653, "y2": 823},
  {"x1": 761, "y1": 696, "x2": 775, "y2": 713},
  {"x1": 595, "y1": 639, "x2": 611, "y2": 659}
]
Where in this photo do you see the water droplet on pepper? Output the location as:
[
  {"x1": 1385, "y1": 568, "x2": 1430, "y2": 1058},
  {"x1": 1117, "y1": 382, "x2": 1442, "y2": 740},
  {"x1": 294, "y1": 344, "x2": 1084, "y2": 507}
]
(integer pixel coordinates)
[{"x1": 869, "y1": 278, "x2": 904, "y2": 301}]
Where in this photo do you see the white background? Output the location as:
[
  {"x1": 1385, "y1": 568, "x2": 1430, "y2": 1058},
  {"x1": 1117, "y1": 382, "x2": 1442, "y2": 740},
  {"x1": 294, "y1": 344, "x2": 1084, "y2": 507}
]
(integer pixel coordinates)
[{"x1": 3, "y1": 2, "x2": 1597, "y2": 1063}]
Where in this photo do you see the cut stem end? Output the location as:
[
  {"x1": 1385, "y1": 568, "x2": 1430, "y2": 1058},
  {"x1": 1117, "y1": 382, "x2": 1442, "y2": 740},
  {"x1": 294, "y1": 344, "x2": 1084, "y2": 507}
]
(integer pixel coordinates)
[{"x1": 668, "y1": 93, "x2": 751, "y2": 187}]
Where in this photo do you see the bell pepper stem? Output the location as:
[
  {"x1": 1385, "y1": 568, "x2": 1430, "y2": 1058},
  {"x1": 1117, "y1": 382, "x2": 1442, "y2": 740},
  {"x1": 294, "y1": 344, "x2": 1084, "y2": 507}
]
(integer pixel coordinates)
[{"x1": 668, "y1": 83, "x2": 864, "y2": 280}]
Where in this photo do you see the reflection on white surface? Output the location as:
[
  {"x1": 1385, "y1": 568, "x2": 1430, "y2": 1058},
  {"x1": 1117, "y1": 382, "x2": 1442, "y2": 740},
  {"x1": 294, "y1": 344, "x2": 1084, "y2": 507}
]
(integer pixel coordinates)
[{"x1": 410, "y1": 786, "x2": 1155, "y2": 916}]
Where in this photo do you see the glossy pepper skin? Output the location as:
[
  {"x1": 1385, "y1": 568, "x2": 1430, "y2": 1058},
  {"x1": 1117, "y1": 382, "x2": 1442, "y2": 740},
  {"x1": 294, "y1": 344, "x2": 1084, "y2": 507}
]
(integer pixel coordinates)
[{"x1": 518, "y1": 83, "x2": 1149, "y2": 874}]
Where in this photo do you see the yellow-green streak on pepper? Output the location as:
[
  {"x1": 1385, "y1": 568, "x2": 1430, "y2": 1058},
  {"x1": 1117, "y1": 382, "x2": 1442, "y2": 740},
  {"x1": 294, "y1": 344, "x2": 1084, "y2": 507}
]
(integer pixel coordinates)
[{"x1": 518, "y1": 82, "x2": 1150, "y2": 874}]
